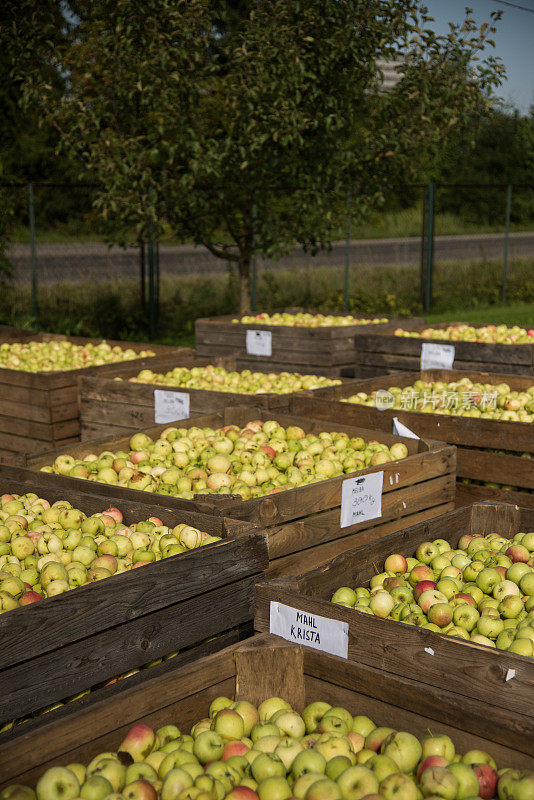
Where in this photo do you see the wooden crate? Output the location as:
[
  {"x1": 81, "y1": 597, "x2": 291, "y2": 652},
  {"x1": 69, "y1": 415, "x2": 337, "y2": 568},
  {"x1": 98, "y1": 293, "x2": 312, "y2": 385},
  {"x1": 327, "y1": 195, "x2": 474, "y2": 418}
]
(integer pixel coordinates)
[
  {"x1": 195, "y1": 308, "x2": 423, "y2": 377},
  {"x1": 456, "y1": 481, "x2": 534, "y2": 509},
  {"x1": 0, "y1": 475, "x2": 268, "y2": 725},
  {"x1": 354, "y1": 320, "x2": 534, "y2": 377},
  {"x1": 255, "y1": 502, "x2": 534, "y2": 731},
  {"x1": 1, "y1": 632, "x2": 532, "y2": 789},
  {"x1": 292, "y1": 368, "x2": 534, "y2": 506},
  {"x1": 79, "y1": 357, "x2": 348, "y2": 440},
  {"x1": 22, "y1": 406, "x2": 456, "y2": 578},
  {"x1": 0, "y1": 331, "x2": 190, "y2": 462}
]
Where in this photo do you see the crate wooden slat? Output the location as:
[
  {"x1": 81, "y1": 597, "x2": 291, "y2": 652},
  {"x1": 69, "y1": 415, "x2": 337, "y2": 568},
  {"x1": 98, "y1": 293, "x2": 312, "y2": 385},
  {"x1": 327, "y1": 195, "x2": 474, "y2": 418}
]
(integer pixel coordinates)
[
  {"x1": 254, "y1": 502, "x2": 534, "y2": 725},
  {"x1": 1, "y1": 632, "x2": 532, "y2": 789},
  {"x1": 21, "y1": 406, "x2": 456, "y2": 577},
  {"x1": 354, "y1": 320, "x2": 534, "y2": 376},
  {"x1": 292, "y1": 368, "x2": 533, "y2": 504},
  {"x1": 79, "y1": 356, "x2": 347, "y2": 440},
  {"x1": 195, "y1": 308, "x2": 424, "y2": 377},
  {"x1": 0, "y1": 476, "x2": 267, "y2": 725},
  {"x1": 456, "y1": 481, "x2": 534, "y2": 509},
  {"x1": 0, "y1": 332, "x2": 190, "y2": 461}
]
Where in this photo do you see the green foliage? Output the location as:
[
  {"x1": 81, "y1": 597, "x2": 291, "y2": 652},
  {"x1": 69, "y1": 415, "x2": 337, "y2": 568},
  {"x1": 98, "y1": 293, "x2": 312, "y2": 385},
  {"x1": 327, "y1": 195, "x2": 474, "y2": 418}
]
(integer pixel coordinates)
[
  {"x1": 11, "y1": 0, "x2": 505, "y2": 313},
  {"x1": 2, "y1": 258, "x2": 532, "y2": 343},
  {"x1": 434, "y1": 109, "x2": 534, "y2": 225}
]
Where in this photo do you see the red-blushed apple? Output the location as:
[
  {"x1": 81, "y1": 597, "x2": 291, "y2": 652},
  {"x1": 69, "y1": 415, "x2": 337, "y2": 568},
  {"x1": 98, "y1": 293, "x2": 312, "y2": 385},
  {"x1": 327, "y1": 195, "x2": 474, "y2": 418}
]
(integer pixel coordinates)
[
  {"x1": 365, "y1": 727, "x2": 395, "y2": 753},
  {"x1": 118, "y1": 725, "x2": 156, "y2": 762},
  {"x1": 223, "y1": 742, "x2": 251, "y2": 761},
  {"x1": 19, "y1": 590, "x2": 43, "y2": 605},
  {"x1": 417, "y1": 590, "x2": 448, "y2": 614},
  {"x1": 451, "y1": 592, "x2": 476, "y2": 607},
  {"x1": 473, "y1": 764, "x2": 499, "y2": 798},
  {"x1": 226, "y1": 787, "x2": 259, "y2": 800},
  {"x1": 103, "y1": 507, "x2": 123, "y2": 524},
  {"x1": 506, "y1": 545, "x2": 530, "y2": 564},
  {"x1": 417, "y1": 756, "x2": 450, "y2": 780},
  {"x1": 347, "y1": 733, "x2": 365, "y2": 754},
  {"x1": 384, "y1": 554, "x2": 408, "y2": 575},
  {"x1": 427, "y1": 603, "x2": 454, "y2": 628},
  {"x1": 409, "y1": 565, "x2": 434, "y2": 587},
  {"x1": 413, "y1": 580, "x2": 437, "y2": 602}
]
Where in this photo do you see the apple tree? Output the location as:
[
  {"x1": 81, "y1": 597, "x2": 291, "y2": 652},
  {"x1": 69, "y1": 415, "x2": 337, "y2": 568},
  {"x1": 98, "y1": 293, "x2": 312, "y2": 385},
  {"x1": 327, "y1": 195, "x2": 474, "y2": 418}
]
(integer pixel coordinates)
[{"x1": 10, "y1": 0, "x2": 505, "y2": 313}]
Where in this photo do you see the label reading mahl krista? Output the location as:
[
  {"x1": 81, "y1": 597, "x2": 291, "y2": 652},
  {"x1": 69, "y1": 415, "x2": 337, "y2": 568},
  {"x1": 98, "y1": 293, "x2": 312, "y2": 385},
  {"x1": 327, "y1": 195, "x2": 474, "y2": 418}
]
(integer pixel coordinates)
[
  {"x1": 269, "y1": 601, "x2": 349, "y2": 659},
  {"x1": 154, "y1": 389, "x2": 190, "y2": 424},
  {"x1": 246, "y1": 329, "x2": 272, "y2": 357},
  {"x1": 340, "y1": 470, "x2": 383, "y2": 529},
  {"x1": 420, "y1": 342, "x2": 455, "y2": 370}
]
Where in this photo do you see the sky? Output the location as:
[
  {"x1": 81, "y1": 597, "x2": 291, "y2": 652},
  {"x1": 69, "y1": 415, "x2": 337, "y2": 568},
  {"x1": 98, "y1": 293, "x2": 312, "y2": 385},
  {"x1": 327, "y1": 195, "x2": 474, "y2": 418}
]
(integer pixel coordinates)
[{"x1": 425, "y1": 0, "x2": 534, "y2": 114}]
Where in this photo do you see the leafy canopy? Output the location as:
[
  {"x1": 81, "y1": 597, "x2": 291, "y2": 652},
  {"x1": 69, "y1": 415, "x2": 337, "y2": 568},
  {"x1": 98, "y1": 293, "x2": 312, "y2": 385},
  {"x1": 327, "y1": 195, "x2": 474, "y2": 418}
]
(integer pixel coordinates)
[{"x1": 10, "y1": 0, "x2": 505, "y2": 311}]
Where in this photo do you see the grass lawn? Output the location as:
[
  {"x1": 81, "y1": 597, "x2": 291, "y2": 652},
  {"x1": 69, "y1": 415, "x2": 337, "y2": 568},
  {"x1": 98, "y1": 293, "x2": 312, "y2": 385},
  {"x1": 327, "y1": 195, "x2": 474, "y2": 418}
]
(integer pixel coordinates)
[{"x1": 425, "y1": 301, "x2": 534, "y2": 327}]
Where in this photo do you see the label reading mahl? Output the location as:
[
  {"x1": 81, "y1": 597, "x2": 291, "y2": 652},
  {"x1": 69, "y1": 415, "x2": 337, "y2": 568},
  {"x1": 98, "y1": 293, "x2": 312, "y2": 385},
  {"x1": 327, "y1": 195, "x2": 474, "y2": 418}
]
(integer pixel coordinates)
[
  {"x1": 420, "y1": 342, "x2": 455, "y2": 370},
  {"x1": 154, "y1": 389, "x2": 190, "y2": 424},
  {"x1": 246, "y1": 329, "x2": 272, "y2": 356},
  {"x1": 340, "y1": 470, "x2": 383, "y2": 529},
  {"x1": 269, "y1": 601, "x2": 349, "y2": 659}
]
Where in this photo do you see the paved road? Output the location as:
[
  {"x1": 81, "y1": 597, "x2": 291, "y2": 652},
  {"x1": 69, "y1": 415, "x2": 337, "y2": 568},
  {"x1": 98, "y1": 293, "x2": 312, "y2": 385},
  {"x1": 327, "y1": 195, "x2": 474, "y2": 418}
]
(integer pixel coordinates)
[{"x1": 6, "y1": 231, "x2": 534, "y2": 284}]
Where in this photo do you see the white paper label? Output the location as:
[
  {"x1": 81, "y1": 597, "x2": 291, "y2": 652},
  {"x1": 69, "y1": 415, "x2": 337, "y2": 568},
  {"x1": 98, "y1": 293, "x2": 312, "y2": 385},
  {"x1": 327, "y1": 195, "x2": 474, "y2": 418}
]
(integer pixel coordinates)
[
  {"x1": 505, "y1": 668, "x2": 516, "y2": 682},
  {"x1": 269, "y1": 601, "x2": 349, "y2": 659},
  {"x1": 154, "y1": 390, "x2": 190, "y2": 424},
  {"x1": 393, "y1": 417, "x2": 420, "y2": 440},
  {"x1": 340, "y1": 471, "x2": 383, "y2": 529},
  {"x1": 246, "y1": 329, "x2": 272, "y2": 356},
  {"x1": 424, "y1": 647, "x2": 435, "y2": 656},
  {"x1": 420, "y1": 342, "x2": 455, "y2": 370}
]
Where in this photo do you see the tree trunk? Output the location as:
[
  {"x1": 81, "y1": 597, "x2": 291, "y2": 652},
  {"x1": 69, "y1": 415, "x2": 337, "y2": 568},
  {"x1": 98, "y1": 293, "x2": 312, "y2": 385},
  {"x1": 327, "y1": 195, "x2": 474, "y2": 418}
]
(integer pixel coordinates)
[{"x1": 238, "y1": 254, "x2": 252, "y2": 315}]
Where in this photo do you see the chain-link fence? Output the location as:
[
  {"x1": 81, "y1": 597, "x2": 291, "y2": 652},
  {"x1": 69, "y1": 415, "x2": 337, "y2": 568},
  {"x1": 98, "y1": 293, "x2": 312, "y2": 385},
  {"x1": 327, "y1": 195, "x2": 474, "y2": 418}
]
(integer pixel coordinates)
[{"x1": 1, "y1": 180, "x2": 533, "y2": 334}]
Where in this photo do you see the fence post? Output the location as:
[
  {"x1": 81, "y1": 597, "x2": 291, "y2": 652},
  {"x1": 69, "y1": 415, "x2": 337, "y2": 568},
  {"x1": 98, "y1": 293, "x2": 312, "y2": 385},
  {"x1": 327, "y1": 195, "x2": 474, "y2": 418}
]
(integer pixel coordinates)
[
  {"x1": 251, "y1": 201, "x2": 257, "y2": 313},
  {"x1": 28, "y1": 183, "x2": 38, "y2": 327},
  {"x1": 423, "y1": 182, "x2": 435, "y2": 313},
  {"x1": 147, "y1": 234, "x2": 155, "y2": 340},
  {"x1": 502, "y1": 183, "x2": 513, "y2": 304},
  {"x1": 344, "y1": 187, "x2": 351, "y2": 313}
]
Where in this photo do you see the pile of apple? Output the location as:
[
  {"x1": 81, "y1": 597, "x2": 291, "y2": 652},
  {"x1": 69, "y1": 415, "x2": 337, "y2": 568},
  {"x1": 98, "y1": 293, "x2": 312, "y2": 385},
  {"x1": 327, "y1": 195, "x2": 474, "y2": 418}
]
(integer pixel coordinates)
[
  {"x1": 0, "y1": 491, "x2": 218, "y2": 612},
  {"x1": 331, "y1": 531, "x2": 534, "y2": 657},
  {"x1": 120, "y1": 365, "x2": 341, "y2": 395},
  {"x1": 42, "y1": 421, "x2": 409, "y2": 500},
  {"x1": 342, "y1": 377, "x2": 534, "y2": 421},
  {"x1": 232, "y1": 312, "x2": 388, "y2": 327},
  {"x1": 0, "y1": 340, "x2": 155, "y2": 372},
  {"x1": 5, "y1": 695, "x2": 532, "y2": 800},
  {"x1": 393, "y1": 324, "x2": 534, "y2": 344}
]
